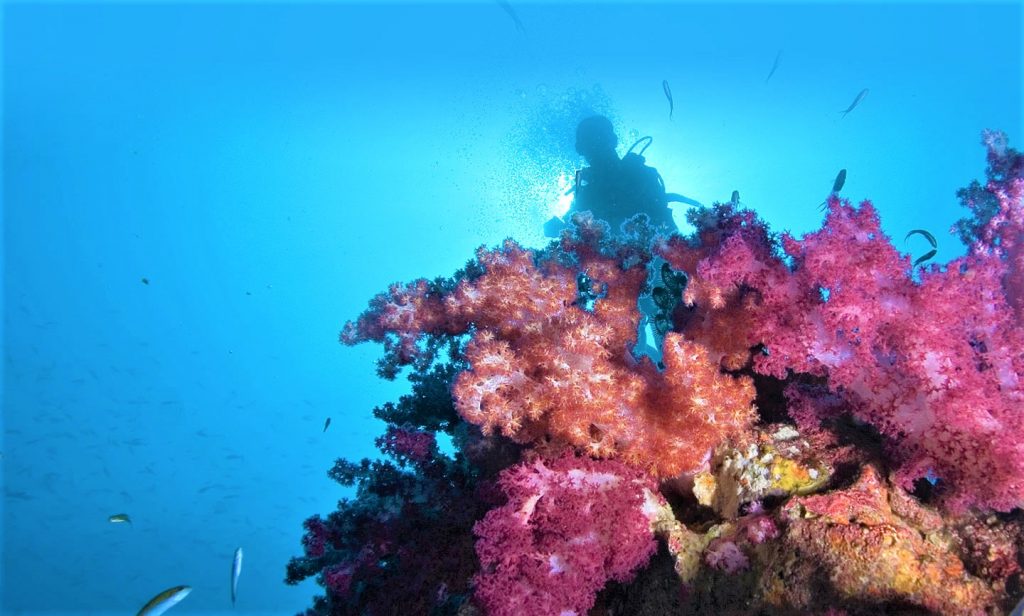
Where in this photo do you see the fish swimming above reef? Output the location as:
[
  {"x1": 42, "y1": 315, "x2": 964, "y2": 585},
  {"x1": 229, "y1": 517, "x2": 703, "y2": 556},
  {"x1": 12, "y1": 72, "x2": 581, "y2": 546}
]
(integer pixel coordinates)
[
  {"x1": 832, "y1": 168, "x2": 847, "y2": 192},
  {"x1": 663, "y1": 80, "x2": 674, "y2": 120},
  {"x1": 136, "y1": 585, "x2": 191, "y2": 616},
  {"x1": 495, "y1": 0, "x2": 526, "y2": 34},
  {"x1": 840, "y1": 88, "x2": 869, "y2": 118},
  {"x1": 819, "y1": 169, "x2": 847, "y2": 210},
  {"x1": 765, "y1": 49, "x2": 782, "y2": 83},
  {"x1": 905, "y1": 229, "x2": 938, "y2": 266},
  {"x1": 231, "y1": 547, "x2": 243, "y2": 605}
]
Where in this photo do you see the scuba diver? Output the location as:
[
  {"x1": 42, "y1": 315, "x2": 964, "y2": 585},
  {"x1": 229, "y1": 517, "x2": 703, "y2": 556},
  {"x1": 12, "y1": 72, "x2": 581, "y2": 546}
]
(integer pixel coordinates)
[
  {"x1": 544, "y1": 115, "x2": 701, "y2": 237},
  {"x1": 546, "y1": 115, "x2": 702, "y2": 366}
]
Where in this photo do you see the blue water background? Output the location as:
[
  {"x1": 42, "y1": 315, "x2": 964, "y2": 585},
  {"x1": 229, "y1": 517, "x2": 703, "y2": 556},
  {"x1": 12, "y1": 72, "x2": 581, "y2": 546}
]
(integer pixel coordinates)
[{"x1": 3, "y1": 1, "x2": 1021, "y2": 613}]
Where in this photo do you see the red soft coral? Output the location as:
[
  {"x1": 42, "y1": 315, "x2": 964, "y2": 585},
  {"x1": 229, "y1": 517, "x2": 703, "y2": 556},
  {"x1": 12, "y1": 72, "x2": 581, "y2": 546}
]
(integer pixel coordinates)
[{"x1": 472, "y1": 453, "x2": 661, "y2": 616}]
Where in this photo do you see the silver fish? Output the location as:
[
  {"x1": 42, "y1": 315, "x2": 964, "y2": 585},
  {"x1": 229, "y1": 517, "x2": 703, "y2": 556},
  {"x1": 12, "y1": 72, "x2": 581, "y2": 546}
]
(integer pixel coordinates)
[
  {"x1": 840, "y1": 88, "x2": 869, "y2": 118},
  {"x1": 137, "y1": 585, "x2": 191, "y2": 616},
  {"x1": 765, "y1": 49, "x2": 782, "y2": 83},
  {"x1": 231, "y1": 547, "x2": 243, "y2": 606}
]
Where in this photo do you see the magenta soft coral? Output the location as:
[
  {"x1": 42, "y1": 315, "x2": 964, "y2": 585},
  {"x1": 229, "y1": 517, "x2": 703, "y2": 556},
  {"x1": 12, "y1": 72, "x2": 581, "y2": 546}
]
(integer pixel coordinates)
[
  {"x1": 472, "y1": 453, "x2": 660, "y2": 616},
  {"x1": 669, "y1": 192, "x2": 1024, "y2": 512}
]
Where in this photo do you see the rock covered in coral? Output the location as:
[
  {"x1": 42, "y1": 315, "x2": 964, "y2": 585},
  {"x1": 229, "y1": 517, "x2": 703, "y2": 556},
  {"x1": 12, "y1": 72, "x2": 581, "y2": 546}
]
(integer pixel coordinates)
[
  {"x1": 768, "y1": 466, "x2": 994, "y2": 615},
  {"x1": 693, "y1": 424, "x2": 830, "y2": 518},
  {"x1": 288, "y1": 133, "x2": 1024, "y2": 616}
]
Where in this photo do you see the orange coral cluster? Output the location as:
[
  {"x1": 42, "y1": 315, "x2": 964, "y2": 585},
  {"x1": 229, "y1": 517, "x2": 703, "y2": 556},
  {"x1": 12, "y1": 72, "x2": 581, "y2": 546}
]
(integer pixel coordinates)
[
  {"x1": 343, "y1": 230, "x2": 757, "y2": 478},
  {"x1": 446, "y1": 239, "x2": 757, "y2": 477}
]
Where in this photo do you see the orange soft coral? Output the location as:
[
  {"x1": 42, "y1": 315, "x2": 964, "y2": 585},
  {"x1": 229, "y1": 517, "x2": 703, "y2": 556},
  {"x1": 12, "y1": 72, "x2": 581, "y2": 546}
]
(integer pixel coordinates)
[{"x1": 345, "y1": 226, "x2": 757, "y2": 478}]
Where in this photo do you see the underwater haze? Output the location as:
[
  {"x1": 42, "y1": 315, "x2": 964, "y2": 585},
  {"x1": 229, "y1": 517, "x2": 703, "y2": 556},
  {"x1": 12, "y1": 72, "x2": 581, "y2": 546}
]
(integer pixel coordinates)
[{"x1": 2, "y1": 0, "x2": 1021, "y2": 614}]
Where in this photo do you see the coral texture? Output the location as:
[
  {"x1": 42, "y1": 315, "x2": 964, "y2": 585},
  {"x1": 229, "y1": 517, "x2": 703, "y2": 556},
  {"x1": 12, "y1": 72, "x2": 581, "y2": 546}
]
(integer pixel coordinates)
[{"x1": 288, "y1": 133, "x2": 1024, "y2": 616}]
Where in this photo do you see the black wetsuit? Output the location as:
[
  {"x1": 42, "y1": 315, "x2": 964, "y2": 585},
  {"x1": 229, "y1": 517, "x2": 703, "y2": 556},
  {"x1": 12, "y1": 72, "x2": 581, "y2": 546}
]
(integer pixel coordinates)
[{"x1": 568, "y1": 153, "x2": 677, "y2": 232}]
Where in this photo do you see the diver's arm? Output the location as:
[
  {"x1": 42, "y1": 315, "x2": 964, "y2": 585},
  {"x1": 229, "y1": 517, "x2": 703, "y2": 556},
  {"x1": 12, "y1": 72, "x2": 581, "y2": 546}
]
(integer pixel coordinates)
[
  {"x1": 544, "y1": 215, "x2": 568, "y2": 238},
  {"x1": 666, "y1": 193, "x2": 703, "y2": 207}
]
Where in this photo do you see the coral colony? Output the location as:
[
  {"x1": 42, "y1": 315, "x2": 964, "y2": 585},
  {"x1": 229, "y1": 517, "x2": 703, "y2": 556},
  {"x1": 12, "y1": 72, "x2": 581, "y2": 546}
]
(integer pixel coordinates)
[{"x1": 286, "y1": 131, "x2": 1024, "y2": 615}]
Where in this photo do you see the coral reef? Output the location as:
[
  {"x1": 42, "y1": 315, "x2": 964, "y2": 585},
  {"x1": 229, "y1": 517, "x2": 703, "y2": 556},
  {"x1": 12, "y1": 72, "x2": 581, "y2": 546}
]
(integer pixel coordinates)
[{"x1": 287, "y1": 132, "x2": 1024, "y2": 615}]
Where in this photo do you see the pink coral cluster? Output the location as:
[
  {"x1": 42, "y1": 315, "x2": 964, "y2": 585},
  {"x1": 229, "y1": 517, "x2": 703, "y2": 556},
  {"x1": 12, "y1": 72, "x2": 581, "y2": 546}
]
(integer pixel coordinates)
[
  {"x1": 300, "y1": 132, "x2": 1024, "y2": 615},
  {"x1": 662, "y1": 180, "x2": 1024, "y2": 511},
  {"x1": 301, "y1": 516, "x2": 337, "y2": 559},
  {"x1": 473, "y1": 453, "x2": 661, "y2": 616},
  {"x1": 375, "y1": 426, "x2": 436, "y2": 464}
]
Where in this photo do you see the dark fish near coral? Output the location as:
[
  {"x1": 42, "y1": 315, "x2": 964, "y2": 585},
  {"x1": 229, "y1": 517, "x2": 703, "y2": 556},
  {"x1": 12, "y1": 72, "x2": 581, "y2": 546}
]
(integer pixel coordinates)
[
  {"x1": 495, "y1": 0, "x2": 526, "y2": 34},
  {"x1": 832, "y1": 168, "x2": 847, "y2": 193},
  {"x1": 323, "y1": 417, "x2": 331, "y2": 432},
  {"x1": 905, "y1": 229, "x2": 937, "y2": 249},
  {"x1": 905, "y1": 229, "x2": 938, "y2": 266},
  {"x1": 765, "y1": 49, "x2": 782, "y2": 83},
  {"x1": 819, "y1": 169, "x2": 847, "y2": 211},
  {"x1": 730, "y1": 190, "x2": 740, "y2": 205},
  {"x1": 662, "y1": 80, "x2": 674, "y2": 120},
  {"x1": 840, "y1": 88, "x2": 869, "y2": 118}
]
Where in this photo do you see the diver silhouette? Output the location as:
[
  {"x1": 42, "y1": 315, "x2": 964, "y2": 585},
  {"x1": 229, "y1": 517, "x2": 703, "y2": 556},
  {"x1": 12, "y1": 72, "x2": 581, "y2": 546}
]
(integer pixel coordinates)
[{"x1": 544, "y1": 115, "x2": 700, "y2": 237}]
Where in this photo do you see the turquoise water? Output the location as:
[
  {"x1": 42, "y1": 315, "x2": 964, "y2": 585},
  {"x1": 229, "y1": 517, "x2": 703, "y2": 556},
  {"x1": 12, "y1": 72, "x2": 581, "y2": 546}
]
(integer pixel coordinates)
[{"x1": 2, "y1": 1, "x2": 1020, "y2": 614}]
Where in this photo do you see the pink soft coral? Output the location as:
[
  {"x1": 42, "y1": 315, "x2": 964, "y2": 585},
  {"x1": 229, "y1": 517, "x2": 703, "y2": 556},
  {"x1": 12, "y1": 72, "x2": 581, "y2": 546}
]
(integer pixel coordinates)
[
  {"x1": 472, "y1": 453, "x2": 661, "y2": 616},
  {"x1": 665, "y1": 193, "x2": 1024, "y2": 512}
]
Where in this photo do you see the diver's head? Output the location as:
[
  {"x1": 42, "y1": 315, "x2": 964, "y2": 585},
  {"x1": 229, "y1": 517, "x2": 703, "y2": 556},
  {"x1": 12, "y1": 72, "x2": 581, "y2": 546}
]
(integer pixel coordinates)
[{"x1": 575, "y1": 115, "x2": 618, "y2": 165}]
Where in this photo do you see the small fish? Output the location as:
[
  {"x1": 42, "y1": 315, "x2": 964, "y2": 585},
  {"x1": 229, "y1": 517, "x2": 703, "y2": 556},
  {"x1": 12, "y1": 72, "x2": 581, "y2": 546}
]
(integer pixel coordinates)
[
  {"x1": 495, "y1": 0, "x2": 526, "y2": 34},
  {"x1": 141, "y1": 277, "x2": 150, "y2": 285},
  {"x1": 913, "y1": 249, "x2": 937, "y2": 267},
  {"x1": 136, "y1": 585, "x2": 191, "y2": 616},
  {"x1": 323, "y1": 417, "x2": 331, "y2": 432},
  {"x1": 231, "y1": 547, "x2": 243, "y2": 605},
  {"x1": 730, "y1": 190, "x2": 740, "y2": 205},
  {"x1": 839, "y1": 88, "x2": 869, "y2": 118},
  {"x1": 905, "y1": 229, "x2": 938, "y2": 266},
  {"x1": 765, "y1": 49, "x2": 782, "y2": 83},
  {"x1": 904, "y1": 229, "x2": 937, "y2": 249},
  {"x1": 109, "y1": 513, "x2": 132, "y2": 526},
  {"x1": 662, "y1": 80, "x2": 674, "y2": 120},
  {"x1": 818, "y1": 169, "x2": 847, "y2": 211},
  {"x1": 832, "y1": 168, "x2": 847, "y2": 193}
]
